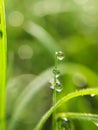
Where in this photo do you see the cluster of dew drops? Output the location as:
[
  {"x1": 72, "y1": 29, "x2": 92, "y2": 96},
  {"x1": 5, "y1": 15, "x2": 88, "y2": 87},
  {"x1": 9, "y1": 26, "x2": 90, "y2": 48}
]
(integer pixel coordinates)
[{"x1": 50, "y1": 51, "x2": 64, "y2": 92}]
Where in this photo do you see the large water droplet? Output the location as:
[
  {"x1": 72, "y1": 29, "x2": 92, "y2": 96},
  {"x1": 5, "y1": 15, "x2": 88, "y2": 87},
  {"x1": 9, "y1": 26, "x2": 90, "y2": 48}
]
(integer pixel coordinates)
[
  {"x1": 53, "y1": 68, "x2": 60, "y2": 78},
  {"x1": 55, "y1": 82, "x2": 63, "y2": 92},
  {"x1": 56, "y1": 51, "x2": 64, "y2": 61}
]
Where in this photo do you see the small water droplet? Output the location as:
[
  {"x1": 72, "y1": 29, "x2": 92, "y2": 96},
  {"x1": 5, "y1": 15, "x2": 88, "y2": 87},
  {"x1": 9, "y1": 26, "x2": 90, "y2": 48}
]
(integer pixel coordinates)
[
  {"x1": 49, "y1": 79, "x2": 54, "y2": 90},
  {"x1": 56, "y1": 51, "x2": 64, "y2": 60},
  {"x1": 63, "y1": 118, "x2": 69, "y2": 122},
  {"x1": 90, "y1": 94, "x2": 96, "y2": 97},
  {"x1": 62, "y1": 118, "x2": 71, "y2": 130},
  {"x1": 55, "y1": 82, "x2": 63, "y2": 92},
  {"x1": 53, "y1": 68, "x2": 60, "y2": 78}
]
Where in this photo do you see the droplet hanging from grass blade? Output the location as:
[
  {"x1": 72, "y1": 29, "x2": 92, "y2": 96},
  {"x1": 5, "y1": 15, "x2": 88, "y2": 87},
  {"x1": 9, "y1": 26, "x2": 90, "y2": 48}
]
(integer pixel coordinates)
[
  {"x1": 53, "y1": 68, "x2": 60, "y2": 78},
  {"x1": 55, "y1": 82, "x2": 63, "y2": 92},
  {"x1": 56, "y1": 51, "x2": 64, "y2": 61}
]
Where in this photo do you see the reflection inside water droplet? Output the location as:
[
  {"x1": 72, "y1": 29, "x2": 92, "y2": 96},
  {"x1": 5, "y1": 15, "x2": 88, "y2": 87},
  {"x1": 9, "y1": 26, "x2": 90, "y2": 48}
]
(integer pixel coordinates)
[
  {"x1": 53, "y1": 68, "x2": 60, "y2": 78},
  {"x1": 55, "y1": 82, "x2": 63, "y2": 92},
  {"x1": 49, "y1": 78, "x2": 63, "y2": 92},
  {"x1": 56, "y1": 51, "x2": 64, "y2": 60},
  {"x1": 49, "y1": 79, "x2": 54, "y2": 90}
]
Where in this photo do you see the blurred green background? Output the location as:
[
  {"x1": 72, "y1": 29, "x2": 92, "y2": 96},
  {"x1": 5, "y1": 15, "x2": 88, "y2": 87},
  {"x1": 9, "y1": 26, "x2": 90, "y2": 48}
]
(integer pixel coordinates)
[{"x1": 6, "y1": 0, "x2": 98, "y2": 130}]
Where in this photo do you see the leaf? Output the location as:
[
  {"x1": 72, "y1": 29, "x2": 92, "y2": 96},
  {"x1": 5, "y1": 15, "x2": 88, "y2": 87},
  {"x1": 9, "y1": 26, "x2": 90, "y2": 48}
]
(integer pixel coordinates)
[{"x1": 0, "y1": 0, "x2": 7, "y2": 130}]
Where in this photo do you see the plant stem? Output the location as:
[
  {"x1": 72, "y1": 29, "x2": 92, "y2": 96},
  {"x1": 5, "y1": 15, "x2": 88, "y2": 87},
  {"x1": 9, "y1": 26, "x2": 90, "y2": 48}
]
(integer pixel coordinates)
[{"x1": 52, "y1": 53, "x2": 58, "y2": 130}]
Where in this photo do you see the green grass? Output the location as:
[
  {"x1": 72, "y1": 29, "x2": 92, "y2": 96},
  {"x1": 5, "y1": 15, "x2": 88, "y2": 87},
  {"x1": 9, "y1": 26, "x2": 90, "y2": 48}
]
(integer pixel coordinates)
[
  {"x1": 1, "y1": 0, "x2": 98, "y2": 130},
  {"x1": 34, "y1": 88, "x2": 98, "y2": 130},
  {"x1": 7, "y1": 63, "x2": 98, "y2": 130},
  {"x1": 0, "y1": 0, "x2": 7, "y2": 130}
]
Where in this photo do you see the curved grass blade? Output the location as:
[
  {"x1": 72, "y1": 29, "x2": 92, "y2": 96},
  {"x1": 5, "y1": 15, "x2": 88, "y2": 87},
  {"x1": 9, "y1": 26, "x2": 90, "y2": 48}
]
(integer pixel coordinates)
[
  {"x1": 34, "y1": 88, "x2": 98, "y2": 130},
  {"x1": 7, "y1": 63, "x2": 98, "y2": 130},
  {"x1": 0, "y1": 0, "x2": 7, "y2": 130},
  {"x1": 56, "y1": 112, "x2": 98, "y2": 123},
  {"x1": 7, "y1": 68, "x2": 52, "y2": 130},
  {"x1": 24, "y1": 21, "x2": 61, "y2": 57}
]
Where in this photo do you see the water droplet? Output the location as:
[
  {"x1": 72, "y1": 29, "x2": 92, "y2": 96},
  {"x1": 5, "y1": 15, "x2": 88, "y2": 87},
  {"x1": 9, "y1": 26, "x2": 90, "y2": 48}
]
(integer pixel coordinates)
[
  {"x1": 55, "y1": 82, "x2": 63, "y2": 92},
  {"x1": 49, "y1": 79, "x2": 54, "y2": 90},
  {"x1": 63, "y1": 118, "x2": 69, "y2": 122},
  {"x1": 49, "y1": 79, "x2": 61, "y2": 90},
  {"x1": 56, "y1": 51, "x2": 64, "y2": 60},
  {"x1": 53, "y1": 68, "x2": 60, "y2": 78},
  {"x1": 61, "y1": 118, "x2": 71, "y2": 130},
  {"x1": 90, "y1": 94, "x2": 96, "y2": 97}
]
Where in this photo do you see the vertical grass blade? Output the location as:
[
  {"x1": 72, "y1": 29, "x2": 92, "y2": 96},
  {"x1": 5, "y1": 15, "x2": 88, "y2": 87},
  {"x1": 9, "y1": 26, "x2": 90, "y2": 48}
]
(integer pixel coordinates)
[{"x1": 0, "y1": 0, "x2": 7, "y2": 130}]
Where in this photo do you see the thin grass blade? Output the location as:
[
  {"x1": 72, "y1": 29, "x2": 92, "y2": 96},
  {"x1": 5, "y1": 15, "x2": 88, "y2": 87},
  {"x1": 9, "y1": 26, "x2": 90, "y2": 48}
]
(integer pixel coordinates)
[{"x1": 0, "y1": 0, "x2": 7, "y2": 130}]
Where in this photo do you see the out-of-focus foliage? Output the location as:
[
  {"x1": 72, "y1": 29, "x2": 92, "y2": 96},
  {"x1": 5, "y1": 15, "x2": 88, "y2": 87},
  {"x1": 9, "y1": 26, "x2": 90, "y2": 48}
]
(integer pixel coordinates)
[{"x1": 6, "y1": 0, "x2": 98, "y2": 130}]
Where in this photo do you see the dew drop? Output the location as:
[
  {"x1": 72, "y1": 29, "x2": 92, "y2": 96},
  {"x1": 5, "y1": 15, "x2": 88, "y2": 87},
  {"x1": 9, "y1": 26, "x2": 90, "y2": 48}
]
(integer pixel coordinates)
[
  {"x1": 55, "y1": 82, "x2": 63, "y2": 92},
  {"x1": 61, "y1": 118, "x2": 71, "y2": 130},
  {"x1": 56, "y1": 51, "x2": 64, "y2": 61},
  {"x1": 53, "y1": 68, "x2": 60, "y2": 78},
  {"x1": 63, "y1": 118, "x2": 69, "y2": 122},
  {"x1": 49, "y1": 79, "x2": 54, "y2": 90}
]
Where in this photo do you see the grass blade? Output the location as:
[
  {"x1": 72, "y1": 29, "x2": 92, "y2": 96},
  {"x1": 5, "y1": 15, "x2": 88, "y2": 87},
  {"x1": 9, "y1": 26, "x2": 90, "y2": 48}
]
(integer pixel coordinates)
[
  {"x1": 0, "y1": 0, "x2": 7, "y2": 130},
  {"x1": 24, "y1": 21, "x2": 61, "y2": 57},
  {"x1": 7, "y1": 63, "x2": 98, "y2": 130},
  {"x1": 56, "y1": 112, "x2": 98, "y2": 123},
  {"x1": 34, "y1": 88, "x2": 98, "y2": 130}
]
